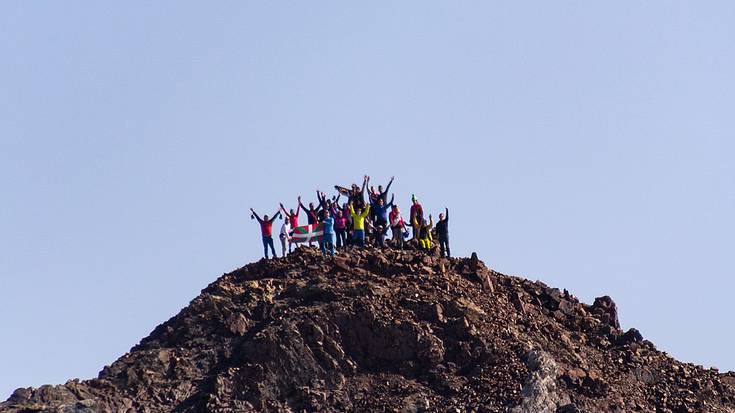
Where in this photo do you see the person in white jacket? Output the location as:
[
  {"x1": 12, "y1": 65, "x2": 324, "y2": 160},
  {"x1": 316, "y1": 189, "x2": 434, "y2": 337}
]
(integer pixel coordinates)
[{"x1": 279, "y1": 219, "x2": 292, "y2": 257}]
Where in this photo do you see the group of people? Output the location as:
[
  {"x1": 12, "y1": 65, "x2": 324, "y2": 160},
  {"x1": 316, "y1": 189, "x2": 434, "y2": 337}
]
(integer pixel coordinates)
[{"x1": 250, "y1": 176, "x2": 450, "y2": 260}]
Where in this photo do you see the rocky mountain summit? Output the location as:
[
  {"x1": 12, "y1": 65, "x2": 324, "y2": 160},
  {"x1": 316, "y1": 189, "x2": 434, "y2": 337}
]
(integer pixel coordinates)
[{"x1": 3, "y1": 248, "x2": 735, "y2": 412}]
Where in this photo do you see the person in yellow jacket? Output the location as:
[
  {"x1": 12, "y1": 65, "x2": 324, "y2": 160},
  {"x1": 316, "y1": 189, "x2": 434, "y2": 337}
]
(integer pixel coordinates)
[
  {"x1": 349, "y1": 202, "x2": 371, "y2": 247},
  {"x1": 413, "y1": 214, "x2": 434, "y2": 250}
]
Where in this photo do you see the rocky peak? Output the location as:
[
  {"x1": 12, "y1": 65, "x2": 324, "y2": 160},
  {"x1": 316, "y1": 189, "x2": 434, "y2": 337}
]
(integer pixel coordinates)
[{"x1": 3, "y1": 247, "x2": 735, "y2": 412}]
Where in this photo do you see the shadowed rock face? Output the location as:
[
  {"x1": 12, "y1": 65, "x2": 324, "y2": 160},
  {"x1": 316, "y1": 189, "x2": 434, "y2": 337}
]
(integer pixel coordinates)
[{"x1": 3, "y1": 247, "x2": 735, "y2": 413}]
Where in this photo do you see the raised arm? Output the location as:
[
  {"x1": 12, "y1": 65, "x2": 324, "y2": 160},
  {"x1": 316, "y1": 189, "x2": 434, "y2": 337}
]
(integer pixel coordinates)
[
  {"x1": 387, "y1": 194, "x2": 395, "y2": 207},
  {"x1": 250, "y1": 208, "x2": 263, "y2": 223},
  {"x1": 428, "y1": 215, "x2": 434, "y2": 228},
  {"x1": 295, "y1": 197, "x2": 302, "y2": 216},
  {"x1": 299, "y1": 200, "x2": 309, "y2": 212},
  {"x1": 361, "y1": 175, "x2": 369, "y2": 195},
  {"x1": 383, "y1": 176, "x2": 394, "y2": 195},
  {"x1": 445, "y1": 207, "x2": 449, "y2": 222},
  {"x1": 269, "y1": 210, "x2": 281, "y2": 223},
  {"x1": 279, "y1": 203, "x2": 290, "y2": 218},
  {"x1": 316, "y1": 190, "x2": 326, "y2": 207}
]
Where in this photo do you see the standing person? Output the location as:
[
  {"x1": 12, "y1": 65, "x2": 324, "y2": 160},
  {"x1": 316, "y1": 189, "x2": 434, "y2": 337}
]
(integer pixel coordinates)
[
  {"x1": 409, "y1": 195, "x2": 424, "y2": 242},
  {"x1": 376, "y1": 176, "x2": 395, "y2": 203},
  {"x1": 348, "y1": 202, "x2": 371, "y2": 247},
  {"x1": 250, "y1": 207, "x2": 280, "y2": 259},
  {"x1": 320, "y1": 210, "x2": 336, "y2": 257},
  {"x1": 370, "y1": 195, "x2": 394, "y2": 248},
  {"x1": 334, "y1": 209, "x2": 348, "y2": 250},
  {"x1": 414, "y1": 214, "x2": 434, "y2": 251},
  {"x1": 348, "y1": 175, "x2": 369, "y2": 208},
  {"x1": 435, "y1": 208, "x2": 450, "y2": 257},
  {"x1": 343, "y1": 203, "x2": 353, "y2": 247},
  {"x1": 279, "y1": 217, "x2": 292, "y2": 257},
  {"x1": 389, "y1": 205, "x2": 407, "y2": 250},
  {"x1": 317, "y1": 191, "x2": 340, "y2": 221},
  {"x1": 279, "y1": 197, "x2": 302, "y2": 229},
  {"x1": 299, "y1": 194, "x2": 323, "y2": 246},
  {"x1": 299, "y1": 194, "x2": 323, "y2": 225}
]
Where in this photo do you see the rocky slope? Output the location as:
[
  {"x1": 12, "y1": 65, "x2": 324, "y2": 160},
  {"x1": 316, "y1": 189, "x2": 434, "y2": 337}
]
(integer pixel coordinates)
[{"x1": 3, "y1": 247, "x2": 735, "y2": 413}]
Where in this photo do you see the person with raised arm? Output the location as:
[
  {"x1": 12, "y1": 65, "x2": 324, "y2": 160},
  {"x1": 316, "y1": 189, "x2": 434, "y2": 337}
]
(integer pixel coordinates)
[
  {"x1": 370, "y1": 193, "x2": 394, "y2": 247},
  {"x1": 299, "y1": 192, "x2": 323, "y2": 225},
  {"x1": 377, "y1": 176, "x2": 394, "y2": 203},
  {"x1": 317, "y1": 191, "x2": 341, "y2": 221},
  {"x1": 279, "y1": 196, "x2": 302, "y2": 229},
  {"x1": 250, "y1": 207, "x2": 281, "y2": 259},
  {"x1": 348, "y1": 175, "x2": 369, "y2": 208},
  {"x1": 414, "y1": 214, "x2": 434, "y2": 251},
  {"x1": 435, "y1": 207, "x2": 450, "y2": 257},
  {"x1": 348, "y1": 201, "x2": 371, "y2": 247},
  {"x1": 299, "y1": 193, "x2": 323, "y2": 247}
]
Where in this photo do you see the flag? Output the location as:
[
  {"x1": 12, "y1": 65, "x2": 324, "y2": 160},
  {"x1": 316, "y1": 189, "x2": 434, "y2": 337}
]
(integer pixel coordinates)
[{"x1": 290, "y1": 223, "x2": 324, "y2": 244}]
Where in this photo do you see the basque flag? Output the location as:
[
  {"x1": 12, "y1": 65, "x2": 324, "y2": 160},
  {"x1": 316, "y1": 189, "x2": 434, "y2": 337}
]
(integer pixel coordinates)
[{"x1": 290, "y1": 223, "x2": 324, "y2": 244}]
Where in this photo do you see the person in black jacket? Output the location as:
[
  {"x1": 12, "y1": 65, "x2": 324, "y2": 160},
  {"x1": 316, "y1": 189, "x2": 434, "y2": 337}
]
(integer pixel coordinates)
[
  {"x1": 299, "y1": 193, "x2": 323, "y2": 247},
  {"x1": 435, "y1": 207, "x2": 450, "y2": 258}
]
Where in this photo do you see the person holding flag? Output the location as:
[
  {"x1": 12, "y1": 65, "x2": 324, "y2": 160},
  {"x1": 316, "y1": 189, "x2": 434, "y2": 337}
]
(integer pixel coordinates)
[{"x1": 299, "y1": 193, "x2": 323, "y2": 246}]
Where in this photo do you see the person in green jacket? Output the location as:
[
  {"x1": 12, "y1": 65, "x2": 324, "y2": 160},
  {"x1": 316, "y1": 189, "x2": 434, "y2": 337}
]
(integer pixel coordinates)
[{"x1": 348, "y1": 202, "x2": 371, "y2": 247}]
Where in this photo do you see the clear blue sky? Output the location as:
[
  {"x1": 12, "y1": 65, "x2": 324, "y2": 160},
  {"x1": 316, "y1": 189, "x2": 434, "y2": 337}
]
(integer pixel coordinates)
[{"x1": 1, "y1": 2, "x2": 733, "y2": 399}]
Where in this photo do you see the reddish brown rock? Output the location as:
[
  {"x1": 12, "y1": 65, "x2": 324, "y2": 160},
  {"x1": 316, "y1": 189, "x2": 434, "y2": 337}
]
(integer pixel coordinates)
[{"x1": 2, "y1": 247, "x2": 733, "y2": 413}]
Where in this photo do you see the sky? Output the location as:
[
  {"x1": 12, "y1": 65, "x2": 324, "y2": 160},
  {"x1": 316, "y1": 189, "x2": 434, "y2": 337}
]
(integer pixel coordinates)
[{"x1": 1, "y1": 1, "x2": 734, "y2": 399}]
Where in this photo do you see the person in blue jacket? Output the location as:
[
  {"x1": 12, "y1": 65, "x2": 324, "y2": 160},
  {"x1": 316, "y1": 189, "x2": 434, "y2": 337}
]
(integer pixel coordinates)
[
  {"x1": 370, "y1": 194, "x2": 394, "y2": 247},
  {"x1": 320, "y1": 210, "x2": 336, "y2": 257}
]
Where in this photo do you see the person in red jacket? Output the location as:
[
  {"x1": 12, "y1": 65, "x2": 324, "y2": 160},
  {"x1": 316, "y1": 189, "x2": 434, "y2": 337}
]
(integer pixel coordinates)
[
  {"x1": 250, "y1": 207, "x2": 280, "y2": 259},
  {"x1": 279, "y1": 196, "x2": 302, "y2": 229}
]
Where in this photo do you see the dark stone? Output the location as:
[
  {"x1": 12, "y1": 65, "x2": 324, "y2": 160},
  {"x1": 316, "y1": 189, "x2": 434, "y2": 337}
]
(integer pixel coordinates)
[{"x1": 591, "y1": 295, "x2": 620, "y2": 330}]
